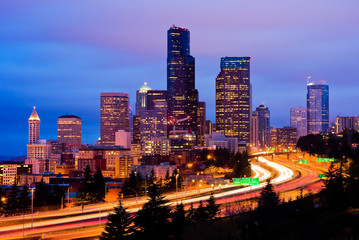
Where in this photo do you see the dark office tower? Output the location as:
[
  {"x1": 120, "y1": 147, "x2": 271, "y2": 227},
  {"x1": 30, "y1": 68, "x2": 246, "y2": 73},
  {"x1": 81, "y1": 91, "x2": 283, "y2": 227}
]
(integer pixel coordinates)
[
  {"x1": 307, "y1": 81, "x2": 329, "y2": 134},
  {"x1": 132, "y1": 115, "x2": 141, "y2": 145},
  {"x1": 256, "y1": 104, "x2": 270, "y2": 149},
  {"x1": 216, "y1": 57, "x2": 251, "y2": 142},
  {"x1": 197, "y1": 102, "x2": 206, "y2": 146},
  {"x1": 136, "y1": 82, "x2": 151, "y2": 115},
  {"x1": 167, "y1": 25, "x2": 198, "y2": 136},
  {"x1": 100, "y1": 93, "x2": 129, "y2": 145},
  {"x1": 147, "y1": 90, "x2": 167, "y2": 110}
]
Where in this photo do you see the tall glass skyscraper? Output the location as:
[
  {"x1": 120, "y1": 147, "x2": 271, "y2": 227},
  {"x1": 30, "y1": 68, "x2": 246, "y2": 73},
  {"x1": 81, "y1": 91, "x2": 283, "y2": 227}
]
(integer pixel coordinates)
[
  {"x1": 307, "y1": 81, "x2": 329, "y2": 134},
  {"x1": 167, "y1": 25, "x2": 198, "y2": 136},
  {"x1": 216, "y1": 57, "x2": 251, "y2": 143},
  {"x1": 256, "y1": 104, "x2": 270, "y2": 148},
  {"x1": 135, "y1": 82, "x2": 151, "y2": 116},
  {"x1": 290, "y1": 107, "x2": 307, "y2": 139}
]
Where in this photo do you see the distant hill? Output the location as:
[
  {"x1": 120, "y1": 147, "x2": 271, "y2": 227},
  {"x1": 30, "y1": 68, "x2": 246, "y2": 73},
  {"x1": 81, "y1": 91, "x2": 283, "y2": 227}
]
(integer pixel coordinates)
[{"x1": 0, "y1": 155, "x2": 26, "y2": 162}]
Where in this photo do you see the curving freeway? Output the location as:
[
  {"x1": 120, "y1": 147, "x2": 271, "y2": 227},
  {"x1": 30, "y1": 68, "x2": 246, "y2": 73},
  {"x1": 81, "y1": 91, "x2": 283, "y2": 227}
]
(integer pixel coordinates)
[{"x1": 0, "y1": 153, "x2": 327, "y2": 239}]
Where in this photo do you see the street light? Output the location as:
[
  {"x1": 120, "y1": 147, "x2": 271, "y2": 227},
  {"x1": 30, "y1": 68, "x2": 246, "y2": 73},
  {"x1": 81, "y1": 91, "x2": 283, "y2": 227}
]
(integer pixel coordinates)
[
  {"x1": 175, "y1": 174, "x2": 179, "y2": 204},
  {"x1": 31, "y1": 187, "x2": 34, "y2": 228},
  {"x1": 128, "y1": 187, "x2": 138, "y2": 204}
]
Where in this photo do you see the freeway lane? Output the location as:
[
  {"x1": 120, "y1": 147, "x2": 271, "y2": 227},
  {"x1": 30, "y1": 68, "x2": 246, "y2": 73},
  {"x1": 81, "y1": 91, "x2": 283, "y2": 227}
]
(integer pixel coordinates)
[{"x1": 0, "y1": 155, "x2": 325, "y2": 239}]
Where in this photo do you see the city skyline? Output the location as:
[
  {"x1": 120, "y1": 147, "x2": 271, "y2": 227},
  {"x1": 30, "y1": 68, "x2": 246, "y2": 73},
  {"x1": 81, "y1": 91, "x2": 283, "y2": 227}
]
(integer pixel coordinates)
[{"x1": 1, "y1": 0, "x2": 359, "y2": 156}]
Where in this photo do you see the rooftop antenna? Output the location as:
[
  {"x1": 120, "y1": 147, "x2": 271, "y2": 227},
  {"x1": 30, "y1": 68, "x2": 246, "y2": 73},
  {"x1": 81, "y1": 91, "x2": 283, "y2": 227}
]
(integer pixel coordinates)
[{"x1": 306, "y1": 75, "x2": 312, "y2": 85}]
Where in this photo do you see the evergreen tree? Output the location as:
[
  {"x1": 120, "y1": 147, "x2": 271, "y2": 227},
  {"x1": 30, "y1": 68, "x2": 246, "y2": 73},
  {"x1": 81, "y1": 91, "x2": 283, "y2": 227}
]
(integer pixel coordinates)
[
  {"x1": 193, "y1": 200, "x2": 209, "y2": 223},
  {"x1": 321, "y1": 163, "x2": 349, "y2": 211},
  {"x1": 74, "y1": 165, "x2": 98, "y2": 205},
  {"x1": 187, "y1": 202, "x2": 195, "y2": 222},
  {"x1": 18, "y1": 185, "x2": 31, "y2": 212},
  {"x1": 232, "y1": 152, "x2": 251, "y2": 178},
  {"x1": 101, "y1": 200, "x2": 134, "y2": 240},
  {"x1": 170, "y1": 203, "x2": 187, "y2": 239},
  {"x1": 134, "y1": 184, "x2": 171, "y2": 239},
  {"x1": 34, "y1": 178, "x2": 50, "y2": 207},
  {"x1": 257, "y1": 179, "x2": 280, "y2": 216},
  {"x1": 5, "y1": 182, "x2": 20, "y2": 214},
  {"x1": 93, "y1": 167, "x2": 106, "y2": 202},
  {"x1": 123, "y1": 170, "x2": 143, "y2": 197},
  {"x1": 205, "y1": 193, "x2": 220, "y2": 220},
  {"x1": 168, "y1": 169, "x2": 183, "y2": 191},
  {"x1": 0, "y1": 187, "x2": 5, "y2": 215}
]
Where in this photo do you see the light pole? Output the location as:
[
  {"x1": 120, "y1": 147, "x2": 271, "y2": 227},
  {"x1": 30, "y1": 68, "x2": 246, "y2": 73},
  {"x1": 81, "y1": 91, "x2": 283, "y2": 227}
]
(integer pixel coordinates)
[
  {"x1": 67, "y1": 186, "x2": 72, "y2": 206},
  {"x1": 31, "y1": 187, "x2": 34, "y2": 228},
  {"x1": 175, "y1": 174, "x2": 179, "y2": 204},
  {"x1": 128, "y1": 188, "x2": 138, "y2": 204}
]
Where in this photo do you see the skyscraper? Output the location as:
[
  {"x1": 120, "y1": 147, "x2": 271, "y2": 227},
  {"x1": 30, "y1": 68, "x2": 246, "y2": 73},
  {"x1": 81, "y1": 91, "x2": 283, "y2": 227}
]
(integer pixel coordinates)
[
  {"x1": 197, "y1": 101, "x2": 206, "y2": 146},
  {"x1": 216, "y1": 57, "x2": 251, "y2": 142},
  {"x1": 28, "y1": 107, "x2": 40, "y2": 144},
  {"x1": 256, "y1": 104, "x2": 270, "y2": 148},
  {"x1": 250, "y1": 111, "x2": 259, "y2": 148},
  {"x1": 100, "y1": 93, "x2": 130, "y2": 145},
  {"x1": 57, "y1": 115, "x2": 82, "y2": 149},
  {"x1": 290, "y1": 107, "x2": 307, "y2": 139},
  {"x1": 135, "y1": 82, "x2": 151, "y2": 115},
  {"x1": 307, "y1": 81, "x2": 329, "y2": 134},
  {"x1": 147, "y1": 90, "x2": 167, "y2": 110},
  {"x1": 167, "y1": 25, "x2": 198, "y2": 135}
]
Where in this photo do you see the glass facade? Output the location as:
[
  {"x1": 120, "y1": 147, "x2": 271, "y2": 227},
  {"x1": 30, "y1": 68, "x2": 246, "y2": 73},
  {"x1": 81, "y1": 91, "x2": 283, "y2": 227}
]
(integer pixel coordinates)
[
  {"x1": 167, "y1": 26, "x2": 198, "y2": 137},
  {"x1": 307, "y1": 83, "x2": 329, "y2": 134},
  {"x1": 216, "y1": 57, "x2": 251, "y2": 143}
]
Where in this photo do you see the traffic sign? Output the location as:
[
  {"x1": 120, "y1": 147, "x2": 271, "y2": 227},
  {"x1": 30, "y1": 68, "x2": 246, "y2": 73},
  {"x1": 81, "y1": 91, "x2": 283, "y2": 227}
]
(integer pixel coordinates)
[
  {"x1": 318, "y1": 174, "x2": 327, "y2": 179},
  {"x1": 233, "y1": 177, "x2": 259, "y2": 186},
  {"x1": 298, "y1": 160, "x2": 308, "y2": 164},
  {"x1": 317, "y1": 158, "x2": 334, "y2": 162}
]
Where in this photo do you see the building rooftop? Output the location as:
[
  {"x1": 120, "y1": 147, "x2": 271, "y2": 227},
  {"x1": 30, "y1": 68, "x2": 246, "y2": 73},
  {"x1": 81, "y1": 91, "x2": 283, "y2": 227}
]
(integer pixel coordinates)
[
  {"x1": 28, "y1": 107, "x2": 40, "y2": 121},
  {"x1": 139, "y1": 82, "x2": 151, "y2": 92},
  {"x1": 58, "y1": 115, "x2": 81, "y2": 119}
]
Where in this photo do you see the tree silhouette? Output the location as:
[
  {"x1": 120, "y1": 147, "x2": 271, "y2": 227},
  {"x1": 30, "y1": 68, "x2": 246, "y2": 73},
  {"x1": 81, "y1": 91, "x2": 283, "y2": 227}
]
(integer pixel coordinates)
[
  {"x1": 206, "y1": 193, "x2": 220, "y2": 220},
  {"x1": 257, "y1": 179, "x2": 280, "y2": 216},
  {"x1": 18, "y1": 185, "x2": 31, "y2": 212},
  {"x1": 134, "y1": 183, "x2": 171, "y2": 239},
  {"x1": 101, "y1": 199, "x2": 134, "y2": 240},
  {"x1": 5, "y1": 182, "x2": 20, "y2": 214},
  {"x1": 170, "y1": 202, "x2": 187, "y2": 239}
]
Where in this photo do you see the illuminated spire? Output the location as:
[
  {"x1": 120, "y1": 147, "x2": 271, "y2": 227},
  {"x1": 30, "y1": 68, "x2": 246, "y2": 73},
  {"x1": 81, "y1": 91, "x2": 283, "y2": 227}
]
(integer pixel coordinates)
[
  {"x1": 139, "y1": 82, "x2": 151, "y2": 93},
  {"x1": 29, "y1": 106, "x2": 40, "y2": 121}
]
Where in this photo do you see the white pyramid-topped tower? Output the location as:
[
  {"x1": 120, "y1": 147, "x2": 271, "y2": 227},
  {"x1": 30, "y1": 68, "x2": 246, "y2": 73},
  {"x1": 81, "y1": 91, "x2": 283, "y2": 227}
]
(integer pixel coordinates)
[{"x1": 28, "y1": 107, "x2": 40, "y2": 144}]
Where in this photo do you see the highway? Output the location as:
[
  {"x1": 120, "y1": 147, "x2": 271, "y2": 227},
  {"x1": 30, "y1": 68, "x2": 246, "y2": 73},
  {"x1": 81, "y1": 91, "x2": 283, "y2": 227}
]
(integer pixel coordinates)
[{"x1": 0, "y1": 153, "x2": 327, "y2": 239}]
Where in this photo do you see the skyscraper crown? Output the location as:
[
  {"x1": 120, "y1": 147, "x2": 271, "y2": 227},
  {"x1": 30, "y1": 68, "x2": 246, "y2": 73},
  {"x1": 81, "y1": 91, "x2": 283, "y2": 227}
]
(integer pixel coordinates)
[
  {"x1": 139, "y1": 82, "x2": 151, "y2": 93},
  {"x1": 29, "y1": 107, "x2": 40, "y2": 121}
]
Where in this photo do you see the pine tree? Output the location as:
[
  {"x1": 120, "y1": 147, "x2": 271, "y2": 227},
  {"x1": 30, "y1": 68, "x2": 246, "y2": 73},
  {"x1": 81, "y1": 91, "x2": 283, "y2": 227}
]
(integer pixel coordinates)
[
  {"x1": 193, "y1": 200, "x2": 209, "y2": 222},
  {"x1": 18, "y1": 185, "x2": 31, "y2": 212},
  {"x1": 321, "y1": 163, "x2": 349, "y2": 211},
  {"x1": 205, "y1": 193, "x2": 220, "y2": 220},
  {"x1": 134, "y1": 184, "x2": 171, "y2": 239},
  {"x1": 257, "y1": 179, "x2": 279, "y2": 216},
  {"x1": 170, "y1": 202, "x2": 187, "y2": 238},
  {"x1": 93, "y1": 167, "x2": 106, "y2": 202},
  {"x1": 100, "y1": 200, "x2": 134, "y2": 240},
  {"x1": 74, "y1": 165, "x2": 97, "y2": 205},
  {"x1": 187, "y1": 202, "x2": 195, "y2": 222},
  {"x1": 5, "y1": 182, "x2": 20, "y2": 214},
  {"x1": 0, "y1": 187, "x2": 6, "y2": 215}
]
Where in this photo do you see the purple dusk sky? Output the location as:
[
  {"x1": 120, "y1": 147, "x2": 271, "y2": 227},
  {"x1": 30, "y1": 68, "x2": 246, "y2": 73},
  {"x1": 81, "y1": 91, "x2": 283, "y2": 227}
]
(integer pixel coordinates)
[{"x1": 1, "y1": 0, "x2": 358, "y2": 156}]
